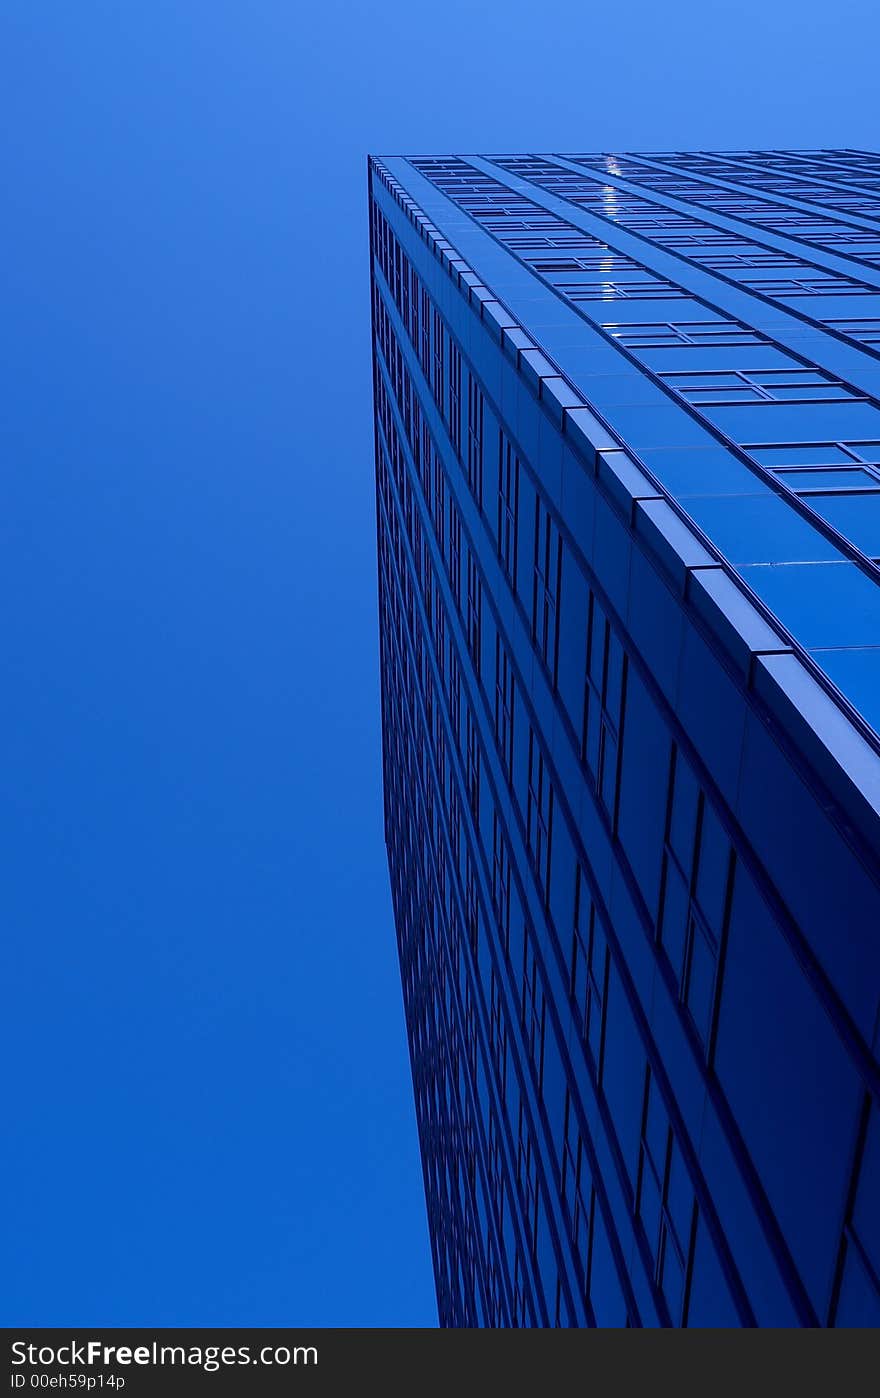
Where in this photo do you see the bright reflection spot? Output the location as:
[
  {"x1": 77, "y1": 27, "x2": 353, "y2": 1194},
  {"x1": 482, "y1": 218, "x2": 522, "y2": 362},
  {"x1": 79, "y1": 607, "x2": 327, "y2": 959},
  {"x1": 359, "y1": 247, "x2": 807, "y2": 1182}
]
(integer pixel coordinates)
[{"x1": 601, "y1": 184, "x2": 620, "y2": 222}]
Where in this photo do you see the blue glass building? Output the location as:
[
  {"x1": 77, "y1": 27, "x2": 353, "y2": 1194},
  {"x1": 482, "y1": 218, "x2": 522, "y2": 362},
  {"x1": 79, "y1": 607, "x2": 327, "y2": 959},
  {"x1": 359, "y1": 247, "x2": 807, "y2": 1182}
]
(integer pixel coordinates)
[{"x1": 368, "y1": 151, "x2": 880, "y2": 1327}]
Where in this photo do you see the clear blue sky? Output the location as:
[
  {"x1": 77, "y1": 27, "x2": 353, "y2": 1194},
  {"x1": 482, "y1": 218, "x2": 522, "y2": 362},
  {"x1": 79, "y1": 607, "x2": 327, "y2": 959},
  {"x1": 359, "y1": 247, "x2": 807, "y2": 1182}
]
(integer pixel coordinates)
[{"x1": 1, "y1": 0, "x2": 877, "y2": 1327}]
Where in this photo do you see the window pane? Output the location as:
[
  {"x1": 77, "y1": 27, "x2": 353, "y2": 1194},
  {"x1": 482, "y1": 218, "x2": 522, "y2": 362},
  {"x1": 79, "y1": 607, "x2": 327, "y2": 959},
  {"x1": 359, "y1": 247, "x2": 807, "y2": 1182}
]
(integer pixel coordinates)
[{"x1": 835, "y1": 1243, "x2": 880, "y2": 1326}]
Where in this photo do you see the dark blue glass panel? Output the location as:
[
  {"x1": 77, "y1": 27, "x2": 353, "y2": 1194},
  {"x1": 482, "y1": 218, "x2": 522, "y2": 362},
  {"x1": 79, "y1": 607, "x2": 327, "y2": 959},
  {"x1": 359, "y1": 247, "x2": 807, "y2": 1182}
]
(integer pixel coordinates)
[
  {"x1": 707, "y1": 401, "x2": 880, "y2": 443},
  {"x1": 806, "y1": 493, "x2": 880, "y2": 556},
  {"x1": 775, "y1": 469, "x2": 879, "y2": 491},
  {"x1": 835, "y1": 1246, "x2": 880, "y2": 1327},
  {"x1": 616, "y1": 671, "x2": 669, "y2": 914},
  {"x1": 852, "y1": 1108, "x2": 880, "y2": 1279},
  {"x1": 714, "y1": 868, "x2": 861, "y2": 1314},
  {"x1": 740, "y1": 561, "x2": 880, "y2": 648},
  {"x1": 685, "y1": 495, "x2": 842, "y2": 564},
  {"x1": 589, "y1": 1208, "x2": 629, "y2": 1327},
  {"x1": 686, "y1": 1220, "x2": 740, "y2": 1327},
  {"x1": 638, "y1": 446, "x2": 765, "y2": 498}
]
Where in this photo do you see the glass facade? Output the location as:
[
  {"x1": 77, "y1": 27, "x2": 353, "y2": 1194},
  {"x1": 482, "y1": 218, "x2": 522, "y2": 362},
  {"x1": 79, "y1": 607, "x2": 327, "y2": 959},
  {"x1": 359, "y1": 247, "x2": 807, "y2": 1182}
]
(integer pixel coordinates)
[{"x1": 367, "y1": 151, "x2": 880, "y2": 1327}]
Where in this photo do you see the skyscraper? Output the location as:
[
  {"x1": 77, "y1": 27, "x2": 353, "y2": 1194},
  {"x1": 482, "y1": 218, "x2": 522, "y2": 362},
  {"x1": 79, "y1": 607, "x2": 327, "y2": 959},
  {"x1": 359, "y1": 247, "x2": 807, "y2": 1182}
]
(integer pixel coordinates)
[{"x1": 368, "y1": 151, "x2": 880, "y2": 1327}]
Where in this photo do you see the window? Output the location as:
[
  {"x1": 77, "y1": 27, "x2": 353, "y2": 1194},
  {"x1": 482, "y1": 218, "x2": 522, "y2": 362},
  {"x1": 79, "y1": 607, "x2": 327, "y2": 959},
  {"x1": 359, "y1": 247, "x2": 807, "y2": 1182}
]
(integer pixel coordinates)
[
  {"x1": 742, "y1": 271, "x2": 870, "y2": 296},
  {"x1": 466, "y1": 551, "x2": 482, "y2": 671},
  {"x1": 562, "y1": 274, "x2": 685, "y2": 301},
  {"x1": 571, "y1": 865, "x2": 609, "y2": 1075},
  {"x1": 661, "y1": 367, "x2": 856, "y2": 406},
  {"x1": 430, "y1": 448, "x2": 445, "y2": 548},
  {"x1": 497, "y1": 429, "x2": 520, "y2": 586},
  {"x1": 511, "y1": 1247, "x2": 530, "y2": 1328},
  {"x1": 400, "y1": 252, "x2": 411, "y2": 338},
  {"x1": 521, "y1": 936, "x2": 546, "y2": 1086},
  {"x1": 832, "y1": 1101, "x2": 880, "y2": 1325},
  {"x1": 436, "y1": 837, "x2": 448, "y2": 912},
  {"x1": 432, "y1": 309, "x2": 444, "y2": 407},
  {"x1": 411, "y1": 507, "x2": 423, "y2": 586},
  {"x1": 404, "y1": 380, "x2": 418, "y2": 476},
  {"x1": 533, "y1": 499, "x2": 562, "y2": 681},
  {"x1": 462, "y1": 972, "x2": 478, "y2": 1077},
  {"x1": 825, "y1": 318, "x2": 880, "y2": 348},
  {"x1": 636, "y1": 1067, "x2": 696, "y2": 1324},
  {"x1": 531, "y1": 249, "x2": 643, "y2": 275},
  {"x1": 465, "y1": 850, "x2": 479, "y2": 951},
  {"x1": 433, "y1": 593, "x2": 446, "y2": 675},
  {"x1": 419, "y1": 414, "x2": 431, "y2": 496},
  {"x1": 491, "y1": 814, "x2": 511, "y2": 950},
  {"x1": 448, "y1": 641, "x2": 461, "y2": 746},
  {"x1": 658, "y1": 748, "x2": 734, "y2": 1049},
  {"x1": 447, "y1": 781, "x2": 461, "y2": 868},
  {"x1": 693, "y1": 247, "x2": 796, "y2": 272},
  {"x1": 467, "y1": 373, "x2": 484, "y2": 508},
  {"x1": 583, "y1": 594, "x2": 626, "y2": 817},
  {"x1": 561, "y1": 1093, "x2": 594, "y2": 1290},
  {"x1": 774, "y1": 467, "x2": 880, "y2": 494},
  {"x1": 746, "y1": 441, "x2": 880, "y2": 497},
  {"x1": 465, "y1": 705, "x2": 480, "y2": 819},
  {"x1": 435, "y1": 724, "x2": 447, "y2": 812},
  {"x1": 448, "y1": 501, "x2": 462, "y2": 610},
  {"x1": 603, "y1": 319, "x2": 763, "y2": 350},
  {"x1": 488, "y1": 969, "x2": 508, "y2": 1092},
  {"x1": 487, "y1": 1110, "x2": 505, "y2": 1223},
  {"x1": 448, "y1": 338, "x2": 462, "y2": 457},
  {"x1": 494, "y1": 635, "x2": 515, "y2": 784},
  {"x1": 419, "y1": 284, "x2": 431, "y2": 375},
  {"x1": 527, "y1": 728, "x2": 554, "y2": 905},
  {"x1": 422, "y1": 651, "x2": 434, "y2": 736},
  {"x1": 517, "y1": 1100, "x2": 541, "y2": 1260}
]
